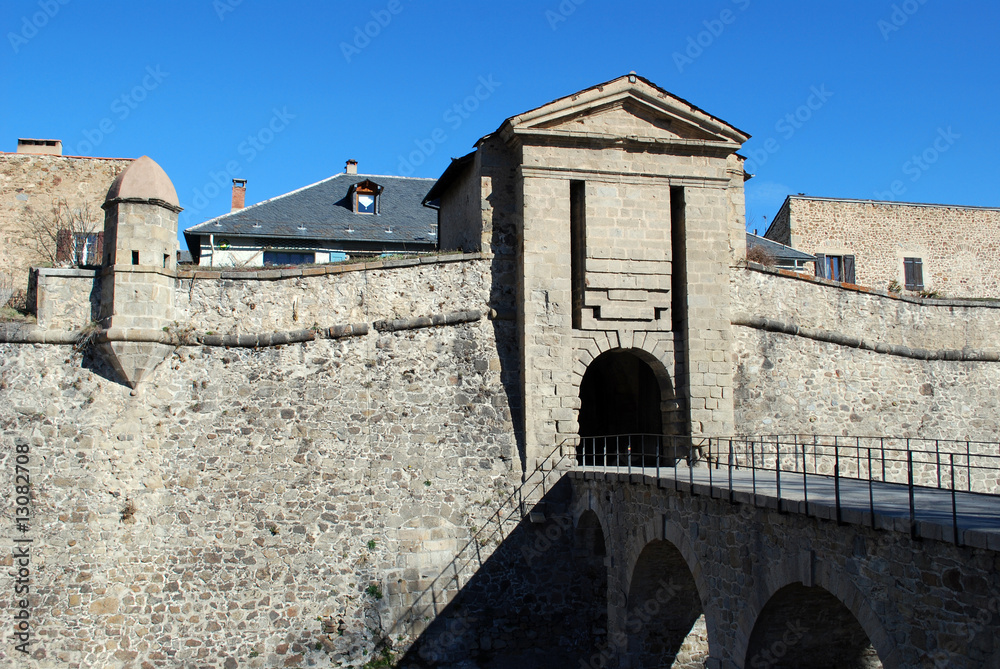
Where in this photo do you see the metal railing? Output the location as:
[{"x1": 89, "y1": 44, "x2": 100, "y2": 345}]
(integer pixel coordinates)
[
  {"x1": 388, "y1": 442, "x2": 570, "y2": 645},
  {"x1": 576, "y1": 433, "x2": 1000, "y2": 546}
]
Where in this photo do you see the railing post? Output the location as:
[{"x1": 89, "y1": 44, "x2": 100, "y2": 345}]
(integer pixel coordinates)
[
  {"x1": 908, "y1": 450, "x2": 918, "y2": 541},
  {"x1": 627, "y1": 435, "x2": 631, "y2": 476},
  {"x1": 708, "y1": 437, "x2": 714, "y2": 492},
  {"x1": 951, "y1": 453, "x2": 960, "y2": 546},
  {"x1": 803, "y1": 437, "x2": 810, "y2": 516},
  {"x1": 656, "y1": 436, "x2": 661, "y2": 480},
  {"x1": 835, "y1": 446, "x2": 842, "y2": 525},
  {"x1": 751, "y1": 439, "x2": 757, "y2": 500},
  {"x1": 966, "y1": 441, "x2": 972, "y2": 492},
  {"x1": 881, "y1": 437, "x2": 886, "y2": 481},
  {"x1": 868, "y1": 447, "x2": 875, "y2": 530},
  {"x1": 794, "y1": 434, "x2": 799, "y2": 474},
  {"x1": 674, "y1": 440, "x2": 679, "y2": 492},
  {"x1": 775, "y1": 437, "x2": 782, "y2": 513},
  {"x1": 689, "y1": 440, "x2": 695, "y2": 494},
  {"x1": 936, "y1": 439, "x2": 942, "y2": 489},
  {"x1": 728, "y1": 438, "x2": 734, "y2": 503}
]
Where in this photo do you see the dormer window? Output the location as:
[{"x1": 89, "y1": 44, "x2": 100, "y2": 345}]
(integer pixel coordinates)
[{"x1": 350, "y1": 179, "x2": 383, "y2": 215}]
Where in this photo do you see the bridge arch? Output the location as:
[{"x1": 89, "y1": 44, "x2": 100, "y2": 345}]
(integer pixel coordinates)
[
  {"x1": 733, "y1": 556, "x2": 898, "y2": 669},
  {"x1": 572, "y1": 510, "x2": 610, "y2": 659},
  {"x1": 622, "y1": 537, "x2": 709, "y2": 666}
]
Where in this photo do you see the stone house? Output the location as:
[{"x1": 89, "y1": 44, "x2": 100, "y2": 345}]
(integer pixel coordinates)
[
  {"x1": 183, "y1": 160, "x2": 437, "y2": 267},
  {"x1": 764, "y1": 195, "x2": 1000, "y2": 297},
  {"x1": 0, "y1": 138, "x2": 132, "y2": 290}
]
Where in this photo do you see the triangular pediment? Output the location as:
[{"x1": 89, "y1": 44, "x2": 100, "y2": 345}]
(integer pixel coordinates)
[
  {"x1": 499, "y1": 74, "x2": 749, "y2": 147},
  {"x1": 534, "y1": 99, "x2": 721, "y2": 142}
]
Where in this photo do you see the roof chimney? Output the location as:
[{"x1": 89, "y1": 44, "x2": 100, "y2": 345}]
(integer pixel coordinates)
[
  {"x1": 231, "y1": 179, "x2": 247, "y2": 211},
  {"x1": 17, "y1": 138, "x2": 62, "y2": 155},
  {"x1": 346, "y1": 159, "x2": 358, "y2": 175}
]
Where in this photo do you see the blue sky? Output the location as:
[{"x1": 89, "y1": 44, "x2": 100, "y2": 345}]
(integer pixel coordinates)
[{"x1": 3, "y1": 1, "x2": 997, "y2": 247}]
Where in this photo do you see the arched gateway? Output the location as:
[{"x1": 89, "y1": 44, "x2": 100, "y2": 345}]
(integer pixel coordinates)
[{"x1": 576, "y1": 348, "x2": 684, "y2": 466}]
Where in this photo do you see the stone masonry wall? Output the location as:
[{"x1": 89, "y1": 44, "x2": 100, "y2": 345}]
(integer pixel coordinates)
[
  {"x1": 29, "y1": 269, "x2": 98, "y2": 331},
  {"x1": 733, "y1": 266, "x2": 1000, "y2": 353},
  {"x1": 176, "y1": 256, "x2": 492, "y2": 335},
  {"x1": 0, "y1": 257, "x2": 524, "y2": 668},
  {"x1": 515, "y1": 139, "x2": 740, "y2": 462},
  {"x1": 769, "y1": 197, "x2": 1000, "y2": 298},
  {"x1": 732, "y1": 267, "x2": 1000, "y2": 441},
  {"x1": 0, "y1": 154, "x2": 131, "y2": 290}
]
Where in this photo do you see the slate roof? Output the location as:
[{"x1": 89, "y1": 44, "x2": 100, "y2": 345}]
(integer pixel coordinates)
[
  {"x1": 746, "y1": 233, "x2": 815, "y2": 262},
  {"x1": 184, "y1": 173, "x2": 438, "y2": 248}
]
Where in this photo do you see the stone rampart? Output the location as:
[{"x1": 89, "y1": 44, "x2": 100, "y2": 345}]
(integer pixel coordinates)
[
  {"x1": 733, "y1": 265, "x2": 1000, "y2": 353},
  {"x1": 175, "y1": 254, "x2": 487, "y2": 334},
  {"x1": 0, "y1": 255, "x2": 524, "y2": 668},
  {"x1": 732, "y1": 266, "x2": 1000, "y2": 441}
]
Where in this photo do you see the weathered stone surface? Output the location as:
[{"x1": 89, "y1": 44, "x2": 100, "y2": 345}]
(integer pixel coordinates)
[
  {"x1": 0, "y1": 153, "x2": 131, "y2": 288},
  {"x1": 0, "y1": 257, "x2": 520, "y2": 667},
  {"x1": 732, "y1": 267, "x2": 1000, "y2": 441}
]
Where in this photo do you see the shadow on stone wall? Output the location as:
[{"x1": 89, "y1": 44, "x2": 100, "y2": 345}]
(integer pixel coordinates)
[{"x1": 394, "y1": 477, "x2": 606, "y2": 668}]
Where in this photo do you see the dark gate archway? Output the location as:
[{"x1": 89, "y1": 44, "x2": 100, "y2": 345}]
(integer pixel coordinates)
[{"x1": 577, "y1": 348, "x2": 680, "y2": 465}]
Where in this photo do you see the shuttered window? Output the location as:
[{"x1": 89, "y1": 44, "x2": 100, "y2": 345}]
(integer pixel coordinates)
[
  {"x1": 814, "y1": 254, "x2": 856, "y2": 284},
  {"x1": 903, "y1": 257, "x2": 923, "y2": 290}
]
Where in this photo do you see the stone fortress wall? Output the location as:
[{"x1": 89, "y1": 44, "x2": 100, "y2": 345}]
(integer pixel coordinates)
[
  {"x1": 3, "y1": 76, "x2": 1000, "y2": 668},
  {"x1": 1, "y1": 255, "x2": 532, "y2": 668},
  {"x1": 731, "y1": 264, "x2": 1000, "y2": 443}
]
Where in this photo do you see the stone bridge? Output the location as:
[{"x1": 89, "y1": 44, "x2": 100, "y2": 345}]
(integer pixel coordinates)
[{"x1": 396, "y1": 453, "x2": 1000, "y2": 669}]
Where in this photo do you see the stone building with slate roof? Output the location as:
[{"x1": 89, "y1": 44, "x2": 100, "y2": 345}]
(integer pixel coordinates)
[{"x1": 184, "y1": 161, "x2": 438, "y2": 267}]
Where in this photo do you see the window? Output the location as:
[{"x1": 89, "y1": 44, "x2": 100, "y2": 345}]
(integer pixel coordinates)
[
  {"x1": 263, "y1": 251, "x2": 315, "y2": 266},
  {"x1": 814, "y1": 254, "x2": 855, "y2": 284},
  {"x1": 350, "y1": 179, "x2": 383, "y2": 215},
  {"x1": 903, "y1": 257, "x2": 923, "y2": 290}
]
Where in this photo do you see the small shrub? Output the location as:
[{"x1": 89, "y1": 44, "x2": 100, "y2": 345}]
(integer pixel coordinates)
[
  {"x1": 919, "y1": 288, "x2": 942, "y2": 299},
  {"x1": 887, "y1": 279, "x2": 902, "y2": 294},
  {"x1": 361, "y1": 647, "x2": 394, "y2": 669},
  {"x1": 745, "y1": 245, "x2": 776, "y2": 267},
  {"x1": 0, "y1": 272, "x2": 14, "y2": 309},
  {"x1": 366, "y1": 584, "x2": 383, "y2": 600},
  {"x1": 75, "y1": 321, "x2": 102, "y2": 352},
  {"x1": 120, "y1": 499, "x2": 137, "y2": 524},
  {"x1": 367, "y1": 539, "x2": 377, "y2": 550}
]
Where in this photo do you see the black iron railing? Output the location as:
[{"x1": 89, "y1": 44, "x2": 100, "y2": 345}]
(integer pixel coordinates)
[
  {"x1": 576, "y1": 434, "x2": 694, "y2": 468},
  {"x1": 388, "y1": 442, "x2": 570, "y2": 645},
  {"x1": 575, "y1": 433, "x2": 1000, "y2": 546}
]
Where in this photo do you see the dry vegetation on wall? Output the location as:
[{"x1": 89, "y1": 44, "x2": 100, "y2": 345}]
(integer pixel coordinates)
[
  {"x1": 0, "y1": 272, "x2": 13, "y2": 308},
  {"x1": 0, "y1": 272, "x2": 28, "y2": 321},
  {"x1": 745, "y1": 245, "x2": 776, "y2": 267},
  {"x1": 25, "y1": 201, "x2": 102, "y2": 266}
]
